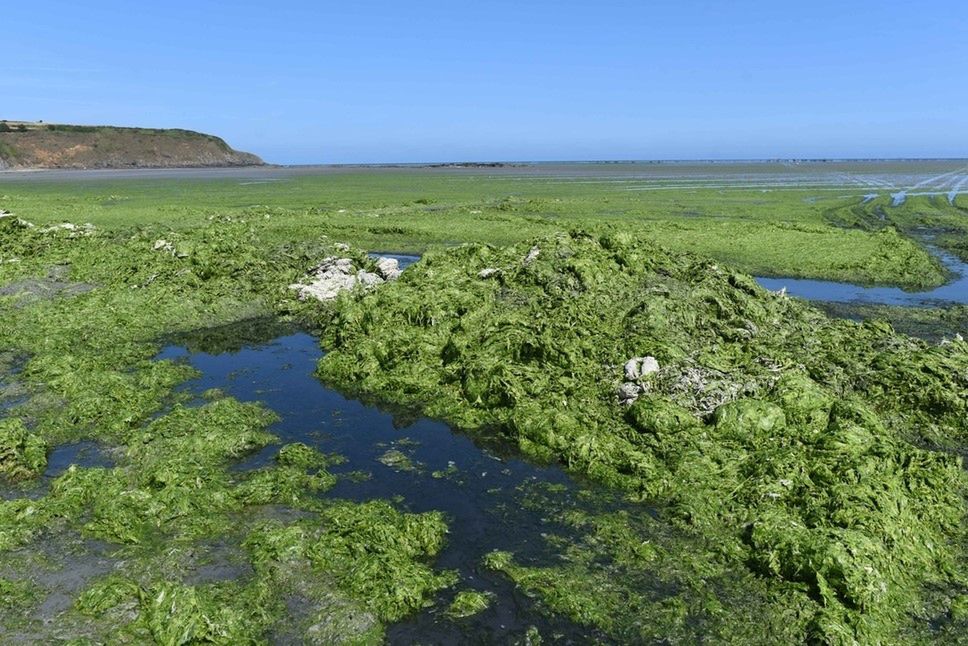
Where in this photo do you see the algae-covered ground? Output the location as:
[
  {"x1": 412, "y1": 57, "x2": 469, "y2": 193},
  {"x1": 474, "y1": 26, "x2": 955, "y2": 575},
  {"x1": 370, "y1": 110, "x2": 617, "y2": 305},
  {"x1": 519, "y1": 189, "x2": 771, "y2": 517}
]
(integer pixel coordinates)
[
  {"x1": 316, "y1": 231, "x2": 968, "y2": 642},
  {"x1": 0, "y1": 215, "x2": 458, "y2": 642},
  {"x1": 1, "y1": 162, "x2": 962, "y2": 288},
  {"x1": 1, "y1": 162, "x2": 967, "y2": 643}
]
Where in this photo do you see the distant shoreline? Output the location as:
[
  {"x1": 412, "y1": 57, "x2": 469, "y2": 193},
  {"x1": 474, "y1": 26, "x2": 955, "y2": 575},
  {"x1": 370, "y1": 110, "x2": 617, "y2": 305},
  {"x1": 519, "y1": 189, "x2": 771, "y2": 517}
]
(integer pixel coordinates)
[{"x1": 5, "y1": 158, "x2": 968, "y2": 175}]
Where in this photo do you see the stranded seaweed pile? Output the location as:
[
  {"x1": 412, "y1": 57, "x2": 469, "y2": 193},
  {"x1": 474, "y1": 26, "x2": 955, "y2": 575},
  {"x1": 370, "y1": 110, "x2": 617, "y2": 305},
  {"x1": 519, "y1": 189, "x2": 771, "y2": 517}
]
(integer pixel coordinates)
[{"x1": 318, "y1": 230, "x2": 968, "y2": 643}]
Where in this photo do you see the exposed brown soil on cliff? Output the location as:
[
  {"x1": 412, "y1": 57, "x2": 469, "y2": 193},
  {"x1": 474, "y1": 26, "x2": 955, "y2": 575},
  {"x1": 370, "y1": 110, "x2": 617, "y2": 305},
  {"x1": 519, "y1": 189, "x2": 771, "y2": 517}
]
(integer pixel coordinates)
[{"x1": 0, "y1": 122, "x2": 263, "y2": 170}]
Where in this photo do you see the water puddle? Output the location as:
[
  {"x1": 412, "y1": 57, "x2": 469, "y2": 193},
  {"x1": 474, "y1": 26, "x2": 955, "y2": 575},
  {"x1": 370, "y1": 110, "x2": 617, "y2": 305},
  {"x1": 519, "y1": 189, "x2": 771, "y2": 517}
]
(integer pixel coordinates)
[
  {"x1": 369, "y1": 252, "x2": 421, "y2": 269},
  {"x1": 44, "y1": 441, "x2": 115, "y2": 477},
  {"x1": 157, "y1": 327, "x2": 618, "y2": 642},
  {"x1": 0, "y1": 352, "x2": 28, "y2": 413},
  {"x1": 949, "y1": 176, "x2": 968, "y2": 204}
]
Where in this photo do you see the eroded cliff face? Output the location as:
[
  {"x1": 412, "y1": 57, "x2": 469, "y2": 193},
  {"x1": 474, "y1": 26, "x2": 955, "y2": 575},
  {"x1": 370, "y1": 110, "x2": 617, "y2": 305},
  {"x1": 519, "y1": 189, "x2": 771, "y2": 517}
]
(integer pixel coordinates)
[{"x1": 0, "y1": 122, "x2": 263, "y2": 169}]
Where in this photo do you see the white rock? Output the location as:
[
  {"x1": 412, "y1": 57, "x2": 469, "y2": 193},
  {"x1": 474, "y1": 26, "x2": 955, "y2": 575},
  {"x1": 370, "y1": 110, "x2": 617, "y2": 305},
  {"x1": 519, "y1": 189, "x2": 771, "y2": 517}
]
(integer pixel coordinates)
[
  {"x1": 478, "y1": 268, "x2": 499, "y2": 279},
  {"x1": 375, "y1": 257, "x2": 402, "y2": 280},
  {"x1": 307, "y1": 257, "x2": 351, "y2": 276},
  {"x1": 356, "y1": 270, "x2": 384, "y2": 287},
  {"x1": 0, "y1": 211, "x2": 34, "y2": 228},
  {"x1": 40, "y1": 221, "x2": 95, "y2": 237},
  {"x1": 290, "y1": 272, "x2": 358, "y2": 301},
  {"x1": 333, "y1": 258, "x2": 354, "y2": 274},
  {"x1": 617, "y1": 382, "x2": 642, "y2": 405},
  {"x1": 153, "y1": 239, "x2": 176, "y2": 254},
  {"x1": 624, "y1": 356, "x2": 660, "y2": 381},
  {"x1": 624, "y1": 359, "x2": 641, "y2": 381},
  {"x1": 524, "y1": 246, "x2": 541, "y2": 265},
  {"x1": 291, "y1": 255, "x2": 400, "y2": 302}
]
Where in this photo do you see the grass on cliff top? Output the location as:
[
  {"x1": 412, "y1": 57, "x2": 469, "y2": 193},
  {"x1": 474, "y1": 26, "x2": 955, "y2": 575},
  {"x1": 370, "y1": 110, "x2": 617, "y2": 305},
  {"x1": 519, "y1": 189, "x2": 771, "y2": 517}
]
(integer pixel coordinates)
[
  {"x1": 316, "y1": 229, "x2": 968, "y2": 643},
  {"x1": 0, "y1": 168, "x2": 950, "y2": 288}
]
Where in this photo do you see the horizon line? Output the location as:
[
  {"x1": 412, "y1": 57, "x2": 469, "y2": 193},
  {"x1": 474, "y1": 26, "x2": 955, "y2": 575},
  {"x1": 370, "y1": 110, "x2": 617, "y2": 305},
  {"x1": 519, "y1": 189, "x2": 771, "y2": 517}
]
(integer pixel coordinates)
[{"x1": 275, "y1": 157, "x2": 968, "y2": 167}]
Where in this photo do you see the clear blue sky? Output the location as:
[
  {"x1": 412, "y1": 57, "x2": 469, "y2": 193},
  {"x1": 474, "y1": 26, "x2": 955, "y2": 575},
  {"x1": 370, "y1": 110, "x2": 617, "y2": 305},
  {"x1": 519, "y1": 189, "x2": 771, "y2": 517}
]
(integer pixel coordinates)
[{"x1": 3, "y1": 1, "x2": 967, "y2": 163}]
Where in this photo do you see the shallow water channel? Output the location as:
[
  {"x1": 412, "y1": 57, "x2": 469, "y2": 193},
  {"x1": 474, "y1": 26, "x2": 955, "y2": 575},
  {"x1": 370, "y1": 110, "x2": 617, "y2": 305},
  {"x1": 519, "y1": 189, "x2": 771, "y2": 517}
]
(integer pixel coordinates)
[
  {"x1": 755, "y1": 246, "x2": 968, "y2": 306},
  {"x1": 158, "y1": 324, "x2": 615, "y2": 643}
]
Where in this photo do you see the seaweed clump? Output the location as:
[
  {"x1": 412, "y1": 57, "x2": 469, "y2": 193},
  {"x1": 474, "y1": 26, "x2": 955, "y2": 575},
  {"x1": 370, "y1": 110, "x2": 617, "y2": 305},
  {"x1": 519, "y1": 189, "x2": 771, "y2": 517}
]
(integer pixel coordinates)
[
  {"x1": 317, "y1": 230, "x2": 968, "y2": 642},
  {"x1": 0, "y1": 418, "x2": 47, "y2": 481},
  {"x1": 446, "y1": 590, "x2": 494, "y2": 618}
]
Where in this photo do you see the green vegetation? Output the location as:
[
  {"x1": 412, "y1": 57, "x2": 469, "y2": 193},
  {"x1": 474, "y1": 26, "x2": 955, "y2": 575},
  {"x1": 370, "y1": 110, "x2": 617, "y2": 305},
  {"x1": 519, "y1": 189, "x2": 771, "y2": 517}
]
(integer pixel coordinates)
[
  {"x1": 38, "y1": 123, "x2": 233, "y2": 149},
  {"x1": 317, "y1": 230, "x2": 968, "y2": 642},
  {"x1": 826, "y1": 193, "x2": 968, "y2": 263},
  {"x1": 46, "y1": 124, "x2": 100, "y2": 133},
  {"x1": 66, "y1": 495, "x2": 453, "y2": 643},
  {"x1": 0, "y1": 418, "x2": 47, "y2": 481},
  {"x1": 483, "y1": 489, "x2": 816, "y2": 643},
  {"x1": 1, "y1": 164, "x2": 966, "y2": 642},
  {"x1": 378, "y1": 448, "x2": 419, "y2": 472},
  {"x1": 816, "y1": 302, "x2": 968, "y2": 342},
  {"x1": 446, "y1": 590, "x2": 494, "y2": 618},
  {"x1": 0, "y1": 141, "x2": 19, "y2": 162},
  {"x1": 0, "y1": 215, "x2": 454, "y2": 642},
  {"x1": 0, "y1": 167, "x2": 953, "y2": 287}
]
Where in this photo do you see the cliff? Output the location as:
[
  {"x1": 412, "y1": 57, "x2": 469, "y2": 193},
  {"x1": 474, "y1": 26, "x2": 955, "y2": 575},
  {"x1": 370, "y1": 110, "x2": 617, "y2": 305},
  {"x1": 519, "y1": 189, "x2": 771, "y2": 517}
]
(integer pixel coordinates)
[{"x1": 0, "y1": 121, "x2": 264, "y2": 170}]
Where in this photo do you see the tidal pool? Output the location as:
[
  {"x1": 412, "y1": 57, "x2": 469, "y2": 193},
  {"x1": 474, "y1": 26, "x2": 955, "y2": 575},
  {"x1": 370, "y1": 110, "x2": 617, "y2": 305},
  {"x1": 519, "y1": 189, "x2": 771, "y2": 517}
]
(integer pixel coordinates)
[
  {"x1": 368, "y1": 252, "x2": 420, "y2": 269},
  {"x1": 157, "y1": 325, "x2": 616, "y2": 642}
]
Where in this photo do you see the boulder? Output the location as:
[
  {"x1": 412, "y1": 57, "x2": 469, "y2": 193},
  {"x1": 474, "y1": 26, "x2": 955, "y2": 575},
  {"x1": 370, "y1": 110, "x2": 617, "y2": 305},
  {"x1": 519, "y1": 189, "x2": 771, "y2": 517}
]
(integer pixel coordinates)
[
  {"x1": 617, "y1": 382, "x2": 642, "y2": 405},
  {"x1": 356, "y1": 270, "x2": 385, "y2": 288},
  {"x1": 375, "y1": 257, "x2": 402, "y2": 281},
  {"x1": 291, "y1": 254, "x2": 403, "y2": 302}
]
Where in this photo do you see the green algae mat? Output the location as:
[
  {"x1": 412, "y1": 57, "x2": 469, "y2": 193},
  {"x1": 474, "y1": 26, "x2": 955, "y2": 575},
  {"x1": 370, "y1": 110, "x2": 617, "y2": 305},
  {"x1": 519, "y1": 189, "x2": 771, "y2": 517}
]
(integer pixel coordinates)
[
  {"x1": 318, "y1": 230, "x2": 968, "y2": 643},
  {"x1": 1, "y1": 182, "x2": 967, "y2": 643},
  {"x1": 1, "y1": 164, "x2": 961, "y2": 289},
  {"x1": 0, "y1": 215, "x2": 458, "y2": 643}
]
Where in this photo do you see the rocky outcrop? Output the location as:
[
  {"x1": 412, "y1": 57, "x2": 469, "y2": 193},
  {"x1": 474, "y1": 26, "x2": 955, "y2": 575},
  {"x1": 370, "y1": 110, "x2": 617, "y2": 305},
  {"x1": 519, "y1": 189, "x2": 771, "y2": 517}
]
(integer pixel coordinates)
[{"x1": 289, "y1": 256, "x2": 402, "y2": 302}]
